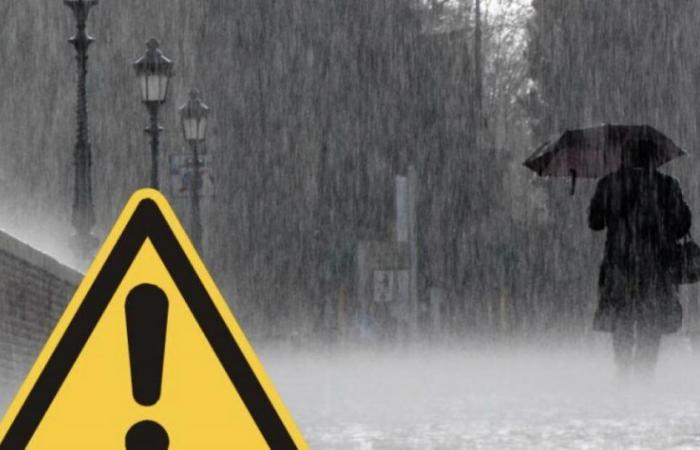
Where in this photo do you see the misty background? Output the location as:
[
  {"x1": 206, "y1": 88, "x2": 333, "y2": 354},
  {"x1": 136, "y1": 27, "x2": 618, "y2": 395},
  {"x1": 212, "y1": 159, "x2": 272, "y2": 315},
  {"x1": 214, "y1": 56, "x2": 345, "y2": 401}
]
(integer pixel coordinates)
[{"x1": 3, "y1": 0, "x2": 700, "y2": 343}]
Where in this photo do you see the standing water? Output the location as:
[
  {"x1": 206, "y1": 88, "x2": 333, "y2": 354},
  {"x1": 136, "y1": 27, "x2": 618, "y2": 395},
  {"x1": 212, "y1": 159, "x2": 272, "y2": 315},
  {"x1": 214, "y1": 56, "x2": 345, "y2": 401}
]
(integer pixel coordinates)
[{"x1": 263, "y1": 339, "x2": 700, "y2": 449}]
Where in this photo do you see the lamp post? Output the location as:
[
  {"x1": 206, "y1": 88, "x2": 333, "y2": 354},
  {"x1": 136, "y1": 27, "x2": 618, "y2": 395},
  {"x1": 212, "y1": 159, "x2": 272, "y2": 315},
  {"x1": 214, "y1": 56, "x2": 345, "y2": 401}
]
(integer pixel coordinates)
[
  {"x1": 133, "y1": 39, "x2": 174, "y2": 189},
  {"x1": 65, "y1": 0, "x2": 99, "y2": 265},
  {"x1": 179, "y1": 89, "x2": 210, "y2": 251}
]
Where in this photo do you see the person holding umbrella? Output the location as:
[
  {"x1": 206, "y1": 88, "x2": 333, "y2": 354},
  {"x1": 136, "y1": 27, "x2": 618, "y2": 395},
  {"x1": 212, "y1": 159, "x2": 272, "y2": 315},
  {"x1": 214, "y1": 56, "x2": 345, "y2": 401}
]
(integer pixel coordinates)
[
  {"x1": 525, "y1": 125, "x2": 692, "y2": 378},
  {"x1": 589, "y1": 140, "x2": 690, "y2": 377}
]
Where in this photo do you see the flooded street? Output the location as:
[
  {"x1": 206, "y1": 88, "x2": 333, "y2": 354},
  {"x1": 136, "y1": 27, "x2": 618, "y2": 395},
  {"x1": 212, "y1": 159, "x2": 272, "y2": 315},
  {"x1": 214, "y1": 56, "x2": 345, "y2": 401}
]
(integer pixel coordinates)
[
  {"x1": 2, "y1": 337, "x2": 700, "y2": 448},
  {"x1": 264, "y1": 339, "x2": 700, "y2": 449}
]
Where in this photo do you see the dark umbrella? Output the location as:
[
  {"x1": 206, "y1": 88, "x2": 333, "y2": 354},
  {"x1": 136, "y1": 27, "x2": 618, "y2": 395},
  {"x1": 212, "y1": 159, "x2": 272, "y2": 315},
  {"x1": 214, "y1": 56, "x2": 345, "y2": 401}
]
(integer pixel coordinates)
[{"x1": 524, "y1": 124, "x2": 686, "y2": 194}]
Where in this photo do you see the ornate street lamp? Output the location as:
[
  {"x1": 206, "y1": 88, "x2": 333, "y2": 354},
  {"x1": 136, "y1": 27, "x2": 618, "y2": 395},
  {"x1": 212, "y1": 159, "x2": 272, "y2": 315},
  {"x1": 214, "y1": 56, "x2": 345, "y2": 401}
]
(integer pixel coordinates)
[
  {"x1": 133, "y1": 39, "x2": 174, "y2": 189},
  {"x1": 65, "y1": 0, "x2": 99, "y2": 265},
  {"x1": 179, "y1": 89, "x2": 210, "y2": 251}
]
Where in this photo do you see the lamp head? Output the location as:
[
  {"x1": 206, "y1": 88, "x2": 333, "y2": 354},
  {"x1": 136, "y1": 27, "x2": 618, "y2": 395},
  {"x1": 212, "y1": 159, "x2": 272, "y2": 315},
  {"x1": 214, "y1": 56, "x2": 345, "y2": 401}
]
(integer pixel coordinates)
[
  {"x1": 179, "y1": 89, "x2": 210, "y2": 142},
  {"x1": 133, "y1": 39, "x2": 174, "y2": 103}
]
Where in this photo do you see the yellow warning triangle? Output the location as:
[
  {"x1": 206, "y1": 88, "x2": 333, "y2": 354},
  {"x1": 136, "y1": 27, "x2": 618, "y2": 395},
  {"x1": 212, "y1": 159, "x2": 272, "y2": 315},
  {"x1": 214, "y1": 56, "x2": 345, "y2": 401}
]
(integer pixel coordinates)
[{"x1": 0, "y1": 189, "x2": 308, "y2": 449}]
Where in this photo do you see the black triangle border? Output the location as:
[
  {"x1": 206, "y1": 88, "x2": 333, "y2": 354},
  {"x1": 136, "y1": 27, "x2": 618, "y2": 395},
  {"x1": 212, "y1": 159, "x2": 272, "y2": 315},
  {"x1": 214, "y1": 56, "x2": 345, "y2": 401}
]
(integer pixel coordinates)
[{"x1": 0, "y1": 198, "x2": 297, "y2": 449}]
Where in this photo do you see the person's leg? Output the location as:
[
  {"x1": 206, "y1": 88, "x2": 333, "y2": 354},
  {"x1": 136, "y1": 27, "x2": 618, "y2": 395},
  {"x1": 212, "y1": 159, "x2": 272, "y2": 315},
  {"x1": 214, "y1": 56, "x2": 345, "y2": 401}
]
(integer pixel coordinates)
[
  {"x1": 635, "y1": 317, "x2": 662, "y2": 378},
  {"x1": 612, "y1": 314, "x2": 634, "y2": 378},
  {"x1": 683, "y1": 284, "x2": 700, "y2": 354}
]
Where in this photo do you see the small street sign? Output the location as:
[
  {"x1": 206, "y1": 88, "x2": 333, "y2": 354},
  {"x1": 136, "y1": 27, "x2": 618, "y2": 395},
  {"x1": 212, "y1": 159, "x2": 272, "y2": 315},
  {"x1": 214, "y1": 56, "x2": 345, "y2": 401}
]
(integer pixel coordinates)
[
  {"x1": 373, "y1": 270, "x2": 408, "y2": 304},
  {"x1": 169, "y1": 153, "x2": 214, "y2": 198}
]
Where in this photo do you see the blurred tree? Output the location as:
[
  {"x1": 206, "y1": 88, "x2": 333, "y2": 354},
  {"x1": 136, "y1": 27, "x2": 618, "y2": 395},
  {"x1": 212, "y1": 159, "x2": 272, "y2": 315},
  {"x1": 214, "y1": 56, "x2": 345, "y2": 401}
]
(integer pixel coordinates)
[
  {"x1": 526, "y1": 0, "x2": 700, "y2": 337},
  {"x1": 0, "y1": 0, "x2": 551, "y2": 340}
]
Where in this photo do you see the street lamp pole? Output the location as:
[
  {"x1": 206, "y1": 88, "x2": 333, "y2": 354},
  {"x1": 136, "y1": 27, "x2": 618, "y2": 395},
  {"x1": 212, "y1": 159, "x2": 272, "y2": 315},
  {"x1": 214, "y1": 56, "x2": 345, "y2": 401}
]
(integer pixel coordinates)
[
  {"x1": 146, "y1": 101, "x2": 162, "y2": 189},
  {"x1": 65, "y1": 0, "x2": 99, "y2": 264},
  {"x1": 190, "y1": 139, "x2": 202, "y2": 249},
  {"x1": 179, "y1": 89, "x2": 210, "y2": 251},
  {"x1": 134, "y1": 39, "x2": 174, "y2": 190}
]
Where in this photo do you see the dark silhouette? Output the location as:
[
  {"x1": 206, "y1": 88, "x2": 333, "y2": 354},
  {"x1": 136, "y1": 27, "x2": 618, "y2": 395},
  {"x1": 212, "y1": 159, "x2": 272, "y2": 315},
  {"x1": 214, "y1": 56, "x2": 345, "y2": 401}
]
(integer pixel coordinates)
[{"x1": 588, "y1": 142, "x2": 691, "y2": 377}]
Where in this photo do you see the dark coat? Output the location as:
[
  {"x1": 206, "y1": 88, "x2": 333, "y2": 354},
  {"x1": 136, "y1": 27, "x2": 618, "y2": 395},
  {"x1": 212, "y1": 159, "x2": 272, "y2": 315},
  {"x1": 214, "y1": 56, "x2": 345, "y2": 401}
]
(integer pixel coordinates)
[{"x1": 588, "y1": 167, "x2": 691, "y2": 334}]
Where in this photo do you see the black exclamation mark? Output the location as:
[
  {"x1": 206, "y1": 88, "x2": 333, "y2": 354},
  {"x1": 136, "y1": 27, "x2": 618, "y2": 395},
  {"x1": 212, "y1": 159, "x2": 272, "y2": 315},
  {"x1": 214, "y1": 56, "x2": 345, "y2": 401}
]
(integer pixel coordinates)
[{"x1": 125, "y1": 283, "x2": 170, "y2": 450}]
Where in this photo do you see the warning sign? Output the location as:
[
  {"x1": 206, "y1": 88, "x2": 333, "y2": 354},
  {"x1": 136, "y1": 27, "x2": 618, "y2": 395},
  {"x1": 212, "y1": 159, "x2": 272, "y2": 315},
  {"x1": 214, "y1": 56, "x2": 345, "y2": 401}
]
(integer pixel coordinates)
[{"x1": 0, "y1": 189, "x2": 307, "y2": 449}]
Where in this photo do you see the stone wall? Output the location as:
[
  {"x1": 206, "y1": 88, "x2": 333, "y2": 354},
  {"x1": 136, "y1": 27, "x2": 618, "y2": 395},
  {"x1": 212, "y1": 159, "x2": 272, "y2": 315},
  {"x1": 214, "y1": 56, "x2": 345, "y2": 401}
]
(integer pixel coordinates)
[{"x1": 0, "y1": 231, "x2": 80, "y2": 405}]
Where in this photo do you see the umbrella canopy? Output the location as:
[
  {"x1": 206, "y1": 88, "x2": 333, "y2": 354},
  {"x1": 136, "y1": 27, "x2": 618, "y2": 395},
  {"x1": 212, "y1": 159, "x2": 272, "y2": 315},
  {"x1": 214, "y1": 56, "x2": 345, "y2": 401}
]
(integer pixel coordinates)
[{"x1": 524, "y1": 124, "x2": 686, "y2": 179}]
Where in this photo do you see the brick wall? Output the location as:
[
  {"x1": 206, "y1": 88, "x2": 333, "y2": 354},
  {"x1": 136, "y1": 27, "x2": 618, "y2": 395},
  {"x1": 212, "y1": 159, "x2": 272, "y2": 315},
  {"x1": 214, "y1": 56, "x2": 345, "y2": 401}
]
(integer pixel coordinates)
[{"x1": 0, "y1": 231, "x2": 80, "y2": 406}]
